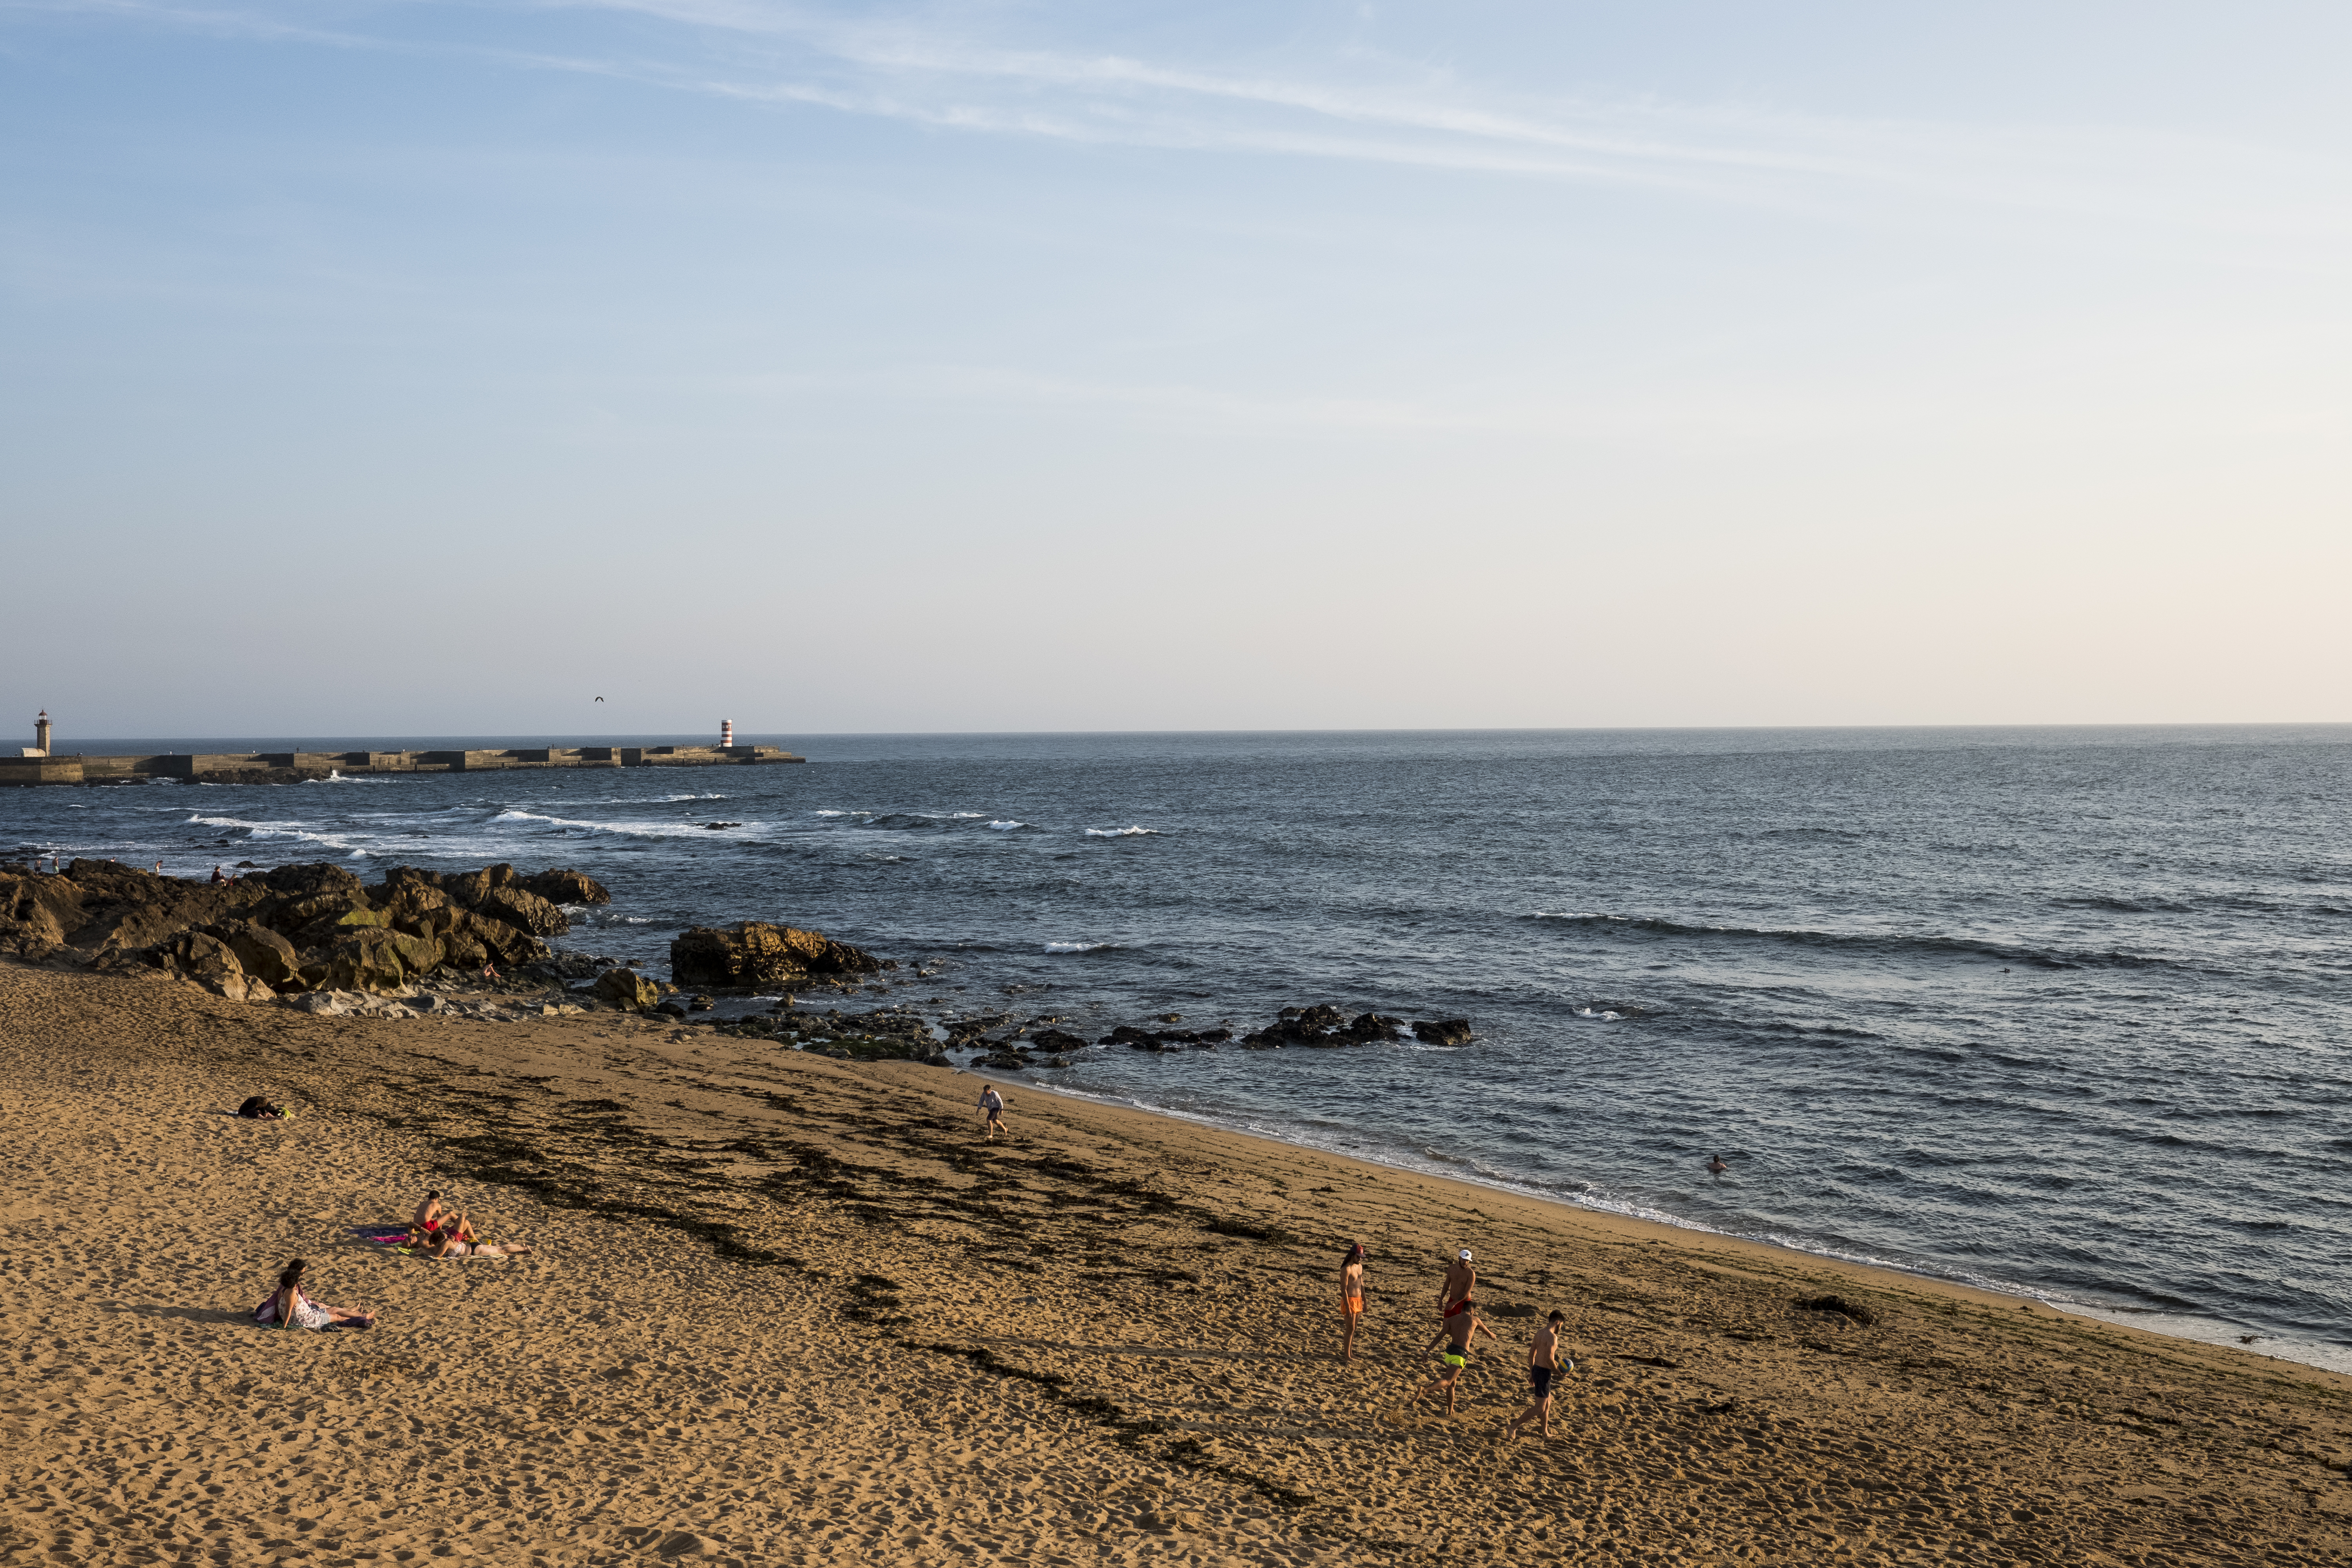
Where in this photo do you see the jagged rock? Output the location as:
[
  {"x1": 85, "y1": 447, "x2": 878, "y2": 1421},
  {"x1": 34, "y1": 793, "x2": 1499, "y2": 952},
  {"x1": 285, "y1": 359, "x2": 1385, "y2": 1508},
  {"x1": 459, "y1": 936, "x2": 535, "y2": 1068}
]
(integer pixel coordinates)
[
  {"x1": 478, "y1": 885, "x2": 569, "y2": 936},
  {"x1": 459, "y1": 911, "x2": 549, "y2": 968},
  {"x1": 439, "y1": 927, "x2": 490, "y2": 971},
  {"x1": 0, "y1": 871, "x2": 83, "y2": 956},
  {"x1": 519, "y1": 868, "x2": 610, "y2": 906},
  {"x1": 521, "y1": 950, "x2": 601, "y2": 982},
  {"x1": 212, "y1": 920, "x2": 304, "y2": 989},
  {"x1": 441, "y1": 864, "x2": 517, "y2": 909},
  {"x1": 593, "y1": 967, "x2": 662, "y2": 1012},
  {"x1": 1030, "y1": 1029, "x2": 1089, "y2": 1053},
  {"x1": 1103, "y1": 1023, "x2": 1230, "y2": 1051},
  {"x1": 257, "y1": 862, "x2": 367, "y2": 901},
  {"x1": 670, "y1": 922, "x2": 882, "y2": 989},
  {"x1": 323, "y1": 928, "x2": 412, "y2": 994},
  {"x1": 376, "y1": 882, "x2": 457, "y2": 937},
  {"x1": 1412, "y1": 1018, "x2": 1474, "y2": 1046}
]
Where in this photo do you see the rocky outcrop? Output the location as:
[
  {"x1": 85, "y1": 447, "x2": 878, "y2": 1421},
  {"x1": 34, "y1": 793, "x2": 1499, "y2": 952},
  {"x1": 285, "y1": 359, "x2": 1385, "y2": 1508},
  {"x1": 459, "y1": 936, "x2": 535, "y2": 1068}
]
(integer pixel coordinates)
[
  {"x1": 0, "y1": 858, "x2": 590, "y2": 1001},
  {"x1": 1241, "y1": 1005, "x2": 1405, "y2": 1049},
  {"x1": 669, "y1": 922, "x2": 884, "y2": 990},
  {"x1": 1412, "y1": 1018, "x2": 1474, "y2": 1046}
]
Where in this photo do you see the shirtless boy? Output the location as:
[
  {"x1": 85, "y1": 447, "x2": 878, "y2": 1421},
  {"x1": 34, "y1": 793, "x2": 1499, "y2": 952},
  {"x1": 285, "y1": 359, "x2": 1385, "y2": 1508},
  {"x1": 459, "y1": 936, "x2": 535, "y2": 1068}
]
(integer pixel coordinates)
[
  {"x1": 1424, "y1": 1247, "x2": 1476, "y2": 1357},
  {"x1": 1339, "y1": 1243, "x2": 1369, "y2": 1363},
  {"x1": 1505, "y1": 1309, "x2": 1573, "y2": 1438},
  {"x1": 1408, "y1": 1302, "x2": 1497, "y2": 1417}
]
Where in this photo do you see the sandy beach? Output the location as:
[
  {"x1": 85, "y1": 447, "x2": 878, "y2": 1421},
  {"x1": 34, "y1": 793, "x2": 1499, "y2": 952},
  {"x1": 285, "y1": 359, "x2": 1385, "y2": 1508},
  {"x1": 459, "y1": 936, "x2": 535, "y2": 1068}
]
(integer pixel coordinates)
[{"x1": 2, "y1": 960, "x2": 2347, "y2": 1567}]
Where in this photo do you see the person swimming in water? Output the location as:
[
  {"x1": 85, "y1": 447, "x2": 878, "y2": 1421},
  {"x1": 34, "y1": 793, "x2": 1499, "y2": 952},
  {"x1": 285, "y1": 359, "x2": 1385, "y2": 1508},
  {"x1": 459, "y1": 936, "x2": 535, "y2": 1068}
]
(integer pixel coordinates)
[{"x1": 1706, "y1": 1154, "x2": 1730, "y2": 1176}]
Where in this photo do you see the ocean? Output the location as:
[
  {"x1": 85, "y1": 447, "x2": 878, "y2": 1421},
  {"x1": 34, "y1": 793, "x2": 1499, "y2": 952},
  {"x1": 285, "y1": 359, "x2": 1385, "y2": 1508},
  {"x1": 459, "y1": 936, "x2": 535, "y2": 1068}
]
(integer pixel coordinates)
[{"x1": 10, "y1": 726, "x2": 2348, "y2": 1371}]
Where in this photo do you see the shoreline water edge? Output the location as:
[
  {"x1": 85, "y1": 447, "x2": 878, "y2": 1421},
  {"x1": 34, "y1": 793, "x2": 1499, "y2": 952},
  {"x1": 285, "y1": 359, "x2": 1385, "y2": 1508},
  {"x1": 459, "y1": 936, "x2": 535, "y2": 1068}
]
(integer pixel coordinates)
[{"x1": 7, "y1": 726, "x2": 2349, "y2": 1390}]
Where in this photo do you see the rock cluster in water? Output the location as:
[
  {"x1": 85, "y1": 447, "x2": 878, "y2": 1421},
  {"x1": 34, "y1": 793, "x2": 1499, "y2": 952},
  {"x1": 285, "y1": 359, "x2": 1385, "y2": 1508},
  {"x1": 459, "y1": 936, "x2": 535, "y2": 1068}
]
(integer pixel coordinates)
[
  {"x1": 0, "y1": 858, "x2": 609, "y2": 1001},
  {"x1": 669, "y1": 920, "x2": 889, "y2": 991}
]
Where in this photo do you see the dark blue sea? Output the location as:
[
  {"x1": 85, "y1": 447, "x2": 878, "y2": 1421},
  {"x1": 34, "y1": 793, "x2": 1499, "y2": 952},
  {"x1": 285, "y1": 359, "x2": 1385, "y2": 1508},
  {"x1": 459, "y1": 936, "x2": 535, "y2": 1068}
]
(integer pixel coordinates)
[{"x1": 11, "y1": 726, "x2": 2349, "y2": 1371}]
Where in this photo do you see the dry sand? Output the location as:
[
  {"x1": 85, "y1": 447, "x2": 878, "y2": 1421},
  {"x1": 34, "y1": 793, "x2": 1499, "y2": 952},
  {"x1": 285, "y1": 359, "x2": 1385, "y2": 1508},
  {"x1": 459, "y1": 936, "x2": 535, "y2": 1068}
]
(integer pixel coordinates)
[{"x1": 2, "y1": 960, "x2": 2348, "y2": 1566}]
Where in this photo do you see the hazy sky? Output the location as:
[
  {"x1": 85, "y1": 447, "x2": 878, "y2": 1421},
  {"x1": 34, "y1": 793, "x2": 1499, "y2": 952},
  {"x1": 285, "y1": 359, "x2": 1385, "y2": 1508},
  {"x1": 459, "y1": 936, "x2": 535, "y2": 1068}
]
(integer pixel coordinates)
[{"x1": 5, "y1": 2, "x2": 2347, "y2": 737}]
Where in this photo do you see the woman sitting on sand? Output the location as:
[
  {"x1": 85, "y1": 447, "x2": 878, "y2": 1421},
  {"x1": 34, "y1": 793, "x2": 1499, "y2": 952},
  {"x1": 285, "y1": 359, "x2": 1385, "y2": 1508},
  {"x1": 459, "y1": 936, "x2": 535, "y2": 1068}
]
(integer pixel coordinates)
[
  {"x1": 254, "y1": 1259, "x2": 374, "y2": 1330},
  {"x1": 418, "y1": 1213, "x2": 534, "y2": 1259}
]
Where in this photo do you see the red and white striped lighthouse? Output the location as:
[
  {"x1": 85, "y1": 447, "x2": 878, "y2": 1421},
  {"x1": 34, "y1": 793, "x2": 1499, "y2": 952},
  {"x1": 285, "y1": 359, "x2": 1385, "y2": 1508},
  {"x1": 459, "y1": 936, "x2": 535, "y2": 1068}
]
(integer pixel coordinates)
[{"x1": 720, "y1": 720, "x2": 734, "y2": 748}]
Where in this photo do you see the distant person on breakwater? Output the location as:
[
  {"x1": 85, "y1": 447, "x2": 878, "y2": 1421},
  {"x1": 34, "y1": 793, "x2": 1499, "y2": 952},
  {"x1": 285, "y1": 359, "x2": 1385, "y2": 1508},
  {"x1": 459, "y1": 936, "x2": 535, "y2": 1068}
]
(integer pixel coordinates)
[
  {"x1": 979, "y1": 1085, "x2": 1009, "y2": 1142},
  {"x1": 1339, "y1": 1242, "x2": 1369, "y2": 1364},
  {"x1": 1505, "y1": 1310, "x2": 1572, "y2": 1439}
]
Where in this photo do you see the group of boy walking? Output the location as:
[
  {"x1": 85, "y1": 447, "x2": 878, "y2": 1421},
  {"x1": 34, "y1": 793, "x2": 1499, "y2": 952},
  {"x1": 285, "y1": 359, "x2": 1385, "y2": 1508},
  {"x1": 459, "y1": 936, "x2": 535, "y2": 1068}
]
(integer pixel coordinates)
[{"x1": 1342, "y1": 1241, "x2": 1571, "y2": 1436}]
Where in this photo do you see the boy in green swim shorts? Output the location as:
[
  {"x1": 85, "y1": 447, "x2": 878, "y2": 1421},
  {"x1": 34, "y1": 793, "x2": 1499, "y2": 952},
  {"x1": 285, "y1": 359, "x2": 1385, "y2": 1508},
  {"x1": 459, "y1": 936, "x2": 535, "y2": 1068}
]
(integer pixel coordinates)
[{"x1": 1406, "y1": 1303, "x2": 1497, "y2": 1418}]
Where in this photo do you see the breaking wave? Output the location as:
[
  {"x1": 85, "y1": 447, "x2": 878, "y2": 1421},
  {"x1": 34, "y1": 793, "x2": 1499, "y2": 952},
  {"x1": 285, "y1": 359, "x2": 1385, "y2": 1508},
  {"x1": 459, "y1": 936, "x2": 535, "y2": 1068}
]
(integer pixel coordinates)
[
  {"x1": 1526, "y1": 911, "x2": 2173, "y2": 971},
  {"x1": 1084, "y1": 826, "x2": 1160, "y2": 837}
]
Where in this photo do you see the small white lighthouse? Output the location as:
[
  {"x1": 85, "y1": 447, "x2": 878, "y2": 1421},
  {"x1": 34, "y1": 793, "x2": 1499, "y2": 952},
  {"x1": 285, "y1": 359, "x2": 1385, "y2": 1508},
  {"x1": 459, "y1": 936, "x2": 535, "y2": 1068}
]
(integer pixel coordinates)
[
  {"x1": 30, "y1": 710, "x2": 51, "y2": 758},
  {"x1": 720, "y1": 719, "x2": 734, "y2": 749}
]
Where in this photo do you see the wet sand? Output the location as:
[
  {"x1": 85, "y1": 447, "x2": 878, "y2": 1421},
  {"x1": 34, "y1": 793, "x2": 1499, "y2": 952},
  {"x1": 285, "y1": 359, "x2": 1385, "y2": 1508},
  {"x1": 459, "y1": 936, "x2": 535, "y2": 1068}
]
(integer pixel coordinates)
[{"x1": 2, "y1": 960, "x2": 2347, "y2": 1566}]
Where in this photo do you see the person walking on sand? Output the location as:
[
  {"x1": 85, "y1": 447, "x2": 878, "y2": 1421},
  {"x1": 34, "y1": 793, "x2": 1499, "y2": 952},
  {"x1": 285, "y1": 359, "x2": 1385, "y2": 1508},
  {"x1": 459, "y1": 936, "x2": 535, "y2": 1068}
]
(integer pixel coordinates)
[
  {"x1": 1425, "y1": 1248, "x2": 1476, "y2": 1356},
  {"x1": 979, "y1": 1085, "x2": 1009, "y2": 1142},
  {"x1": 1505, "y1": 1310, "x2": 1572, "y2": 1439},
  {"x1": 1407, "y1": 1303, "x2": 1496, "y2": 1418},
  {"x1": 1339, "y1": 1242, "x2": 1369, "y2": 1364}
]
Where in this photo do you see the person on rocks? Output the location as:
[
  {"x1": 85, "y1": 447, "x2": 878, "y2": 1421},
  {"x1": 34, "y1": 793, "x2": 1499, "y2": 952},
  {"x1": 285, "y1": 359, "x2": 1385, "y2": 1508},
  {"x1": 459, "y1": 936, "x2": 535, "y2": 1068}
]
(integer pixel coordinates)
[
  {"x1": 256, "y1": 1259, "x2": 375, "y2": 1330},
  {"x1": 1504, "y1": 1310, "x2": 1572, "y2": 1439},
  {"x1": 210, "y1": 865, "x2": 228, "y2": 885},
  {"x1": 1339, "y1": 1242, "x2": 1370, "y2": 1364},
  {"x1": 978, "y1": 1084, "x2": 1009, "y2": 1142},
  {"x1": 1406, "y1": 1301, "x2": 1495, "y2": 1418}
]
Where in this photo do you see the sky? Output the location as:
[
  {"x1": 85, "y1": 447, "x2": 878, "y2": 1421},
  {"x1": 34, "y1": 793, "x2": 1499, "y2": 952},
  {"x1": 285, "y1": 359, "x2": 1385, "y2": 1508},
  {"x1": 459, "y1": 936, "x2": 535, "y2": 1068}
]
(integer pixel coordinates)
[{"x1": 4, "y1": 1, "x2": 2348, "y2": 737}]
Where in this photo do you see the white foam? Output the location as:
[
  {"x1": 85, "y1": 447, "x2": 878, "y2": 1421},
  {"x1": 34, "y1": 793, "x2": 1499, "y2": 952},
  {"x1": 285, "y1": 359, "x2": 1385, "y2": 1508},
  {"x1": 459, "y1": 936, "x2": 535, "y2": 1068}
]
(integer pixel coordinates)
[
  {"x1": 492, "y1": 808, "x2": 752, "y2": 840},
  {"x1": 302, "y1": 771, "x2": 394, "y2": 785},
  {"x1": 1084, "y1": 826, "x2": 1160, "y2": 837},
  {"x1": 185, "y1": 813, "x2": 366, "y2": 855},
  {"x1": 1044, "y1": 941, "x2": 1110, "y2": 953},
  {"x1": 989, "y1": 820, "x2": 1027, "y2": 831},
  {"x1": 1575, "y1": 1007, "x2": 1624, "y2": 1021}
]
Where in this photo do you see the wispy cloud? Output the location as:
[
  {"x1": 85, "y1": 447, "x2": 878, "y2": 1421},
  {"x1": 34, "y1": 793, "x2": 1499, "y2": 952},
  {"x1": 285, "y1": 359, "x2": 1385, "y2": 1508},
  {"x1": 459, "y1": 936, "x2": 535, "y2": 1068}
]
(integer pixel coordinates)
[{"x1": 15, "y1": 0, "x2": 2345, "y2": 241}]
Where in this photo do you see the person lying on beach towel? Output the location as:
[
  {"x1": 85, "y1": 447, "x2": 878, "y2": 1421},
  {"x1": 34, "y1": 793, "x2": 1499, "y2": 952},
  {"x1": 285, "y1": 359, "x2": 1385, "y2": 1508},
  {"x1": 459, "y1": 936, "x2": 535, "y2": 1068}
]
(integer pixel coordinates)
[
  {"x1": 235, "y1": 1096, "x2": 289, "y2": 1119},
  {"x1": 253, "y1": 1259, "x2": 374, "y2": 1330},
  {"x1": 418, "y1": 1213, "x2": 534, "y2": 1259}
]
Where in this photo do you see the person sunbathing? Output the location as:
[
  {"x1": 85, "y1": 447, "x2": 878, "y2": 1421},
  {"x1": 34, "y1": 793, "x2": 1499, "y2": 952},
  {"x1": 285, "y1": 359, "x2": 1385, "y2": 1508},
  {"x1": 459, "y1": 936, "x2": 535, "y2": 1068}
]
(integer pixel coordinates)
[
  {"x1": 420, "y1": 1213, "x2": 533, "y2": 1258},
  {"x1": 254, "y1": 1258, "x2": 374, "y2": 1330}
]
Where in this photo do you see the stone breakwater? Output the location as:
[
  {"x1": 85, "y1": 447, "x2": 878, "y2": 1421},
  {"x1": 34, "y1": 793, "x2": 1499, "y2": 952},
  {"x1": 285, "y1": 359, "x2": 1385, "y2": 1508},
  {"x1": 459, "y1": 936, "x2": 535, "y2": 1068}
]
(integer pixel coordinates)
[{"x1": 0, "y1": 742, "x2": 802, "y2": 786}]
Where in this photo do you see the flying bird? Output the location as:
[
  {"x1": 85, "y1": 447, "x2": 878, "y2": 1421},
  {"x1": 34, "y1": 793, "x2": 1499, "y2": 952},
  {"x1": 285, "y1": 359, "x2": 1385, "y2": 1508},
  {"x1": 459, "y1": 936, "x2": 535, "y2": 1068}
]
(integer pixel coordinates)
[{"x1": 595, "y1": 696, "x2": 604, "y2": 702}]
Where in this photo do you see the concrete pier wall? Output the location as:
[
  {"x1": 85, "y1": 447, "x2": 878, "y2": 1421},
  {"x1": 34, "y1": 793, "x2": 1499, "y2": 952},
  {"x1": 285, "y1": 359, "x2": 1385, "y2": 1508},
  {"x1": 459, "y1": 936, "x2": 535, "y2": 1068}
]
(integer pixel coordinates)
[{"x1": 0, "y1": 744, "x2": 802, "y2": 786}]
